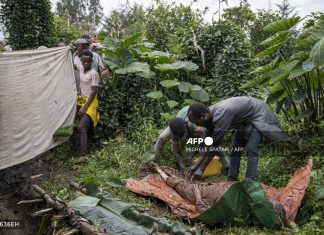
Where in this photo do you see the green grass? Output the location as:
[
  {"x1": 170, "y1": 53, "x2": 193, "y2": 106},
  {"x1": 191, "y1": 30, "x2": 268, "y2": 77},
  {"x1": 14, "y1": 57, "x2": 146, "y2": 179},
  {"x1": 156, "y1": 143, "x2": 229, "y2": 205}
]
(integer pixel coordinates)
[{"x1": 39, "y1": 126, "x2": 324, "y2": 234}]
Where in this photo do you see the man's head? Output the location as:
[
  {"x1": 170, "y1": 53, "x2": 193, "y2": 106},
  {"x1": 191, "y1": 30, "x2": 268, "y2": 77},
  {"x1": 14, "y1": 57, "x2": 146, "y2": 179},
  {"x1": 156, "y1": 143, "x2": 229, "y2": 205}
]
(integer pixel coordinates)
[
  {"x1": 90, "y1": 43, "x2": 103, "y2": 55},
  {"x1": 188, "y1": 103, "x2": 212, "y2": 127},
  {"x1": 169, "y1": 118, "x2": 188, "y2": 141},
  {"x1": 80, "y1": 49, "x2": 93, "y2": 71},
  {"x1": 76, "y1": 38, "x2": 89, "y2": 53}
]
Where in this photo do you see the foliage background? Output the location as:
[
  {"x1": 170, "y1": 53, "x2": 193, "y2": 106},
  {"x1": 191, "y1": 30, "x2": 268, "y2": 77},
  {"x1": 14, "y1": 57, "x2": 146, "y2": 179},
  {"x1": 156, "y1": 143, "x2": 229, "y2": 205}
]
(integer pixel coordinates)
[{"x1": 0, "y1": 0, "x2": 323, "y2": 233}]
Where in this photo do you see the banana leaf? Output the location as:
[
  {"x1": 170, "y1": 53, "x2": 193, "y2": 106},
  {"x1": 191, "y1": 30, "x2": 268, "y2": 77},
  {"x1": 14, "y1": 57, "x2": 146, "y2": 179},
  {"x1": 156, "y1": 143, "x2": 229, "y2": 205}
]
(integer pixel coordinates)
[{"x1": 69, "y1": 195, "x2": 192, "y2": 235}]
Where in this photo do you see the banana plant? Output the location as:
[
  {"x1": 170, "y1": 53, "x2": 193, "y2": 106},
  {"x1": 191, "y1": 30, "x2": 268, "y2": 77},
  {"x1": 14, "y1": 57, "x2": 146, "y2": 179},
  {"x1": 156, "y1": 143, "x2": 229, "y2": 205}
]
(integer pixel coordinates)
[{"x1": 242, "y1": 16, "x2": 324, "y2": 124}]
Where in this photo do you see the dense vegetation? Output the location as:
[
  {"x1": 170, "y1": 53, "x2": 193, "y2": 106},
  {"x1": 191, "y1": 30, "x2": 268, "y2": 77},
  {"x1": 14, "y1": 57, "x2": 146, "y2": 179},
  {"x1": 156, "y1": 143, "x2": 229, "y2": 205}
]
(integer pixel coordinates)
[
  {"x1": 92, "y1": 2, "x2": 324, "y2": 232},
  {"x1": 0, "y1": 0, "x2": 323, "y2": 234},
  {"x1": 0, "y1": 0, "x2": 56, "y2": 49}
]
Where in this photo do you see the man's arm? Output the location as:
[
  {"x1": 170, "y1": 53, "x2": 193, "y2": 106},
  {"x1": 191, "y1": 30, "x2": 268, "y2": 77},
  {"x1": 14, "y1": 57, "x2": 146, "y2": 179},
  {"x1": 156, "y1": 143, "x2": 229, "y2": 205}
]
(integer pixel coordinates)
[
  {"x1": 188, "y1": 128, "x2": 208, "y2": 165},
  {"x1": 154, "y1": 127, "x2": 171, "y2": 161},
  {"x1": 96, "y1": 53, "x2": 110, "y2": 77},
  {"x1": 172, "y1": 142, "x2": 185, "y2": 170}
]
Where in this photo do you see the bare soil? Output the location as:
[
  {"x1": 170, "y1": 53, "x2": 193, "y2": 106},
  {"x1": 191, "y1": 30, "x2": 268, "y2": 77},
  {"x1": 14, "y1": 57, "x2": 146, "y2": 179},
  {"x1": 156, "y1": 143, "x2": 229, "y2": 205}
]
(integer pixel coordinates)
[{"x1": 0, "y1": 157, "x2": 75, "y2": 235}]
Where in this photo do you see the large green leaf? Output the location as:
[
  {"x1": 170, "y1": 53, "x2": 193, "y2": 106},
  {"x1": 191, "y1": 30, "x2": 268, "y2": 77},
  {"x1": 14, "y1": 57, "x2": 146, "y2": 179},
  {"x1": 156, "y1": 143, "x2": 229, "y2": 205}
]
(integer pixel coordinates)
[
  {"x1": 180, "y1": 61, "x2": 199, "y2": 71},
  {"x1": 190, "y1": 85, "x2": 202, "y2": 91},
  {"x1": 178, "y1": 82, "x2": 192, "y2": 93},
  {"x1": 190, "y1": 89, "x2": 210, "y2": 102},
  {"x1": 250, "y1": 64, "x2": 273, "y2": 74},
  {"x1": 289, "y1": 52, "x2": 310, "y2": 62},
  {"x1": 155, "y1": 61, "x2": 199, "y2": 72},
  {"x1": 136, "y1": 42, "x2": 155, "y2": 52},
  {"x1": 287, "y1": 65, "x2": 308, "y2": 80},
  {"x1": 292, "y1": 89, "x2": 306, "y2": 102},
  {"x1": 296, "y1": 109, "x2": 314, "y2": 120},
  {"x1": 69, "y1": 196, "x2": 100, "y2": 208},
  {"x1": 141, "y1": 51, "x2": 171, "y2": 63},
  {"x1": 266, "y1": 89, "x2": 286, "y2": 104},
  {"x1": 297, "y1": 35, "x2": 319, "y2": 50},
  {"x1": 103, "y1": 37, "x2": 118, "y2": 50},
  {"x1": 241, "y1": 73, "x2": 272, "y2": 88},
  {"x1": 167, "y1": 100, "x2": 179, "y2": 109},
  {"x1": 269, "y1": 60, "x2": 299, "y2": 85},
  {"x1": 182, "y1": 99, "x2": 196, "y2": 106},
  {"x1": 117, "y1": 32, "x2": 142, "y2": 53},
  {"x1": 146, "y1": 91, "x2": 163, "y2": 99},
  {"x1": 256, "y1": 43, "x2": 282, "y2": 58},
  {"x1": 160, "y1": 80, "x2": 180, "y2": 88},
  {"x1": 260, "y1": 31, "x2": 289, "y2": 46},
  {"x1": 191, "y1": 75, "x2": 206, "y2": 84},
  {"x1": 115, "y1": 62, "x2": 150, "y2": 75},
  {"x1": 102, "y1": 48, "x2": 118, "y2": 58},
  {"x1": 264, "y1": 17, "x2": 300, "y2": 32},
  {"x1": 309, "y1": 17, "x2": 324, "y2": 39},
  {"x1": 310, "y1": 37, "x2": 324, "y2": 67},
  {"x1": 104, "y1": 53, "x2": 122, "y2": 71},
  {"x1": 120, "y1": 49, "x2": 135, "y2": 65}
]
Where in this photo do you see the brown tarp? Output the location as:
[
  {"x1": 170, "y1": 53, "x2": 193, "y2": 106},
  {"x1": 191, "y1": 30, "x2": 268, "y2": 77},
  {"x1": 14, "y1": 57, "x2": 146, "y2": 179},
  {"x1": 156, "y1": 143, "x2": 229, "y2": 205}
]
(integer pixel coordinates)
[
  {"x1": 126, "y1": 160, "x2": 312, "y2": 221},
  {"x1": 261, "y1": 159, "x2": 313, "y2": 221}
]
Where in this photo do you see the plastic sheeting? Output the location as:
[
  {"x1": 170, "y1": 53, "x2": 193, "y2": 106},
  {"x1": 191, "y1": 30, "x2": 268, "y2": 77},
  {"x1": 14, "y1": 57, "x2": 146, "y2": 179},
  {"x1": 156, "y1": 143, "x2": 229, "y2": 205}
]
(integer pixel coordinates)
[
  {"x1": 0, "y1": 47, "x2": 77, "y2": 170},
  {"x1": 126, "y1": 160, "x2": 312, "y2": 228},
  {"x1": 194, "y1": 181, "x2": 281, "y2": 229}
]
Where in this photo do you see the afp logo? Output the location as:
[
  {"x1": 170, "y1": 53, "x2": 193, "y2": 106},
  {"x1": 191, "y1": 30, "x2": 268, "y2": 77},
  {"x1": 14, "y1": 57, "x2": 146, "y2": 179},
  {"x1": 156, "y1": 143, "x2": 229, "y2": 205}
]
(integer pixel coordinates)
[{"x1": 186, "y1": 137, "x2": 213, "y2": 146}]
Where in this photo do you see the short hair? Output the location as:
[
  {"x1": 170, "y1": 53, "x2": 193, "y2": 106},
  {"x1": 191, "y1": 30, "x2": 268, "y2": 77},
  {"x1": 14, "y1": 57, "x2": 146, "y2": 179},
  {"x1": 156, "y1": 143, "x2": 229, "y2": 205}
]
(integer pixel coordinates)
[
  {"x1": 188, "y1": 103, "x2": 209, "y2": 119},
  {"x1": 169, "y1": 118, "x2": 186, "y2": 139},
  {"x1": 80, "y1": 49, "x2": 93, "y2": 58}
]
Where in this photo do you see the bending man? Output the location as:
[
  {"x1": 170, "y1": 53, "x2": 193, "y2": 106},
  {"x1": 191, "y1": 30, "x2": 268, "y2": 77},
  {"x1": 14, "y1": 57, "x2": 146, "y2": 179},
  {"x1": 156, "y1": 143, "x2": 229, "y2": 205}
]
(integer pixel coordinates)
[{"x1": 187, "y1": 96, "x2": 288, "y2": 180}]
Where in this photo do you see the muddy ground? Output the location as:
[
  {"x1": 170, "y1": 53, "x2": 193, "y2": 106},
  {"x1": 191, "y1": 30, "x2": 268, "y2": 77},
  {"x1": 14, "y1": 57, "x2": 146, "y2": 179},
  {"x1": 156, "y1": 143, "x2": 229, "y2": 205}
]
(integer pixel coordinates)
[{"x1": 0, "y1": 157, "x2": 74, "y2": 235}]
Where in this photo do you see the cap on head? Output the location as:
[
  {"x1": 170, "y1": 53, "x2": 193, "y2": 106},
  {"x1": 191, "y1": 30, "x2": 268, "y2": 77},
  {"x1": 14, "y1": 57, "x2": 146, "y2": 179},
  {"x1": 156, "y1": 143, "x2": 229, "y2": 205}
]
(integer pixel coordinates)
[
  {"x1": 76, "y1": 38, "x2": 89, "y2": 45},
  {"x1": 89, "y1": 43, "x2": 103, "y2": 51}
]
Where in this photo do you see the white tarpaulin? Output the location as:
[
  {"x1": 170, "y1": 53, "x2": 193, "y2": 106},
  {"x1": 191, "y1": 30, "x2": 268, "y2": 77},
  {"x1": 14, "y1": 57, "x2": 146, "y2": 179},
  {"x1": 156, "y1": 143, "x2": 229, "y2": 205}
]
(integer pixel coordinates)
[{"x1": 0, "y1": 47, "x2": 77, "y2": 170}]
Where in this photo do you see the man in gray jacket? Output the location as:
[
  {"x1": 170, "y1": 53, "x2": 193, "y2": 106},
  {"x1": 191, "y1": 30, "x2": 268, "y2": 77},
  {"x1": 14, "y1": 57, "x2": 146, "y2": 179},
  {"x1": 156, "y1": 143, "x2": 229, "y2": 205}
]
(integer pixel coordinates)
[{"x1": 187, "y1": 96, "x2": 288, "y2": 180}]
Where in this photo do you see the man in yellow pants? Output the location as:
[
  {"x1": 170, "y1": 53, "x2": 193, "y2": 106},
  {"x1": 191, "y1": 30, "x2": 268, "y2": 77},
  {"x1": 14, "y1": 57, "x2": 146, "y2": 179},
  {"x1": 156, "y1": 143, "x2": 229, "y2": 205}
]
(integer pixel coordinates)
[{"x1": 74, "y1": 49, "x2": 100, "y2": 155}]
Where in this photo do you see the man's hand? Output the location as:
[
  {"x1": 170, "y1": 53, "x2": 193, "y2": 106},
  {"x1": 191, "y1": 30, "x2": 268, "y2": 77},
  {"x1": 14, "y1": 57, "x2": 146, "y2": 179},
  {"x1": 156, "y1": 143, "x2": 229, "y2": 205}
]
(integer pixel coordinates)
[
  {"x1": 101, "y1": 69, "x2": 111, "y2": 78},
  {"x1": 79, "y1": 106, "x2": 87, "y2": 117},
  {"x1": 148, "y1": 161, "x2": 158, "y2": 171},
  {"x1": 188, "y1": 152, "x2": 196, "y2": 166},
  {"x1": 190, "y1": 168, "x2": 203, "y2": 181}
]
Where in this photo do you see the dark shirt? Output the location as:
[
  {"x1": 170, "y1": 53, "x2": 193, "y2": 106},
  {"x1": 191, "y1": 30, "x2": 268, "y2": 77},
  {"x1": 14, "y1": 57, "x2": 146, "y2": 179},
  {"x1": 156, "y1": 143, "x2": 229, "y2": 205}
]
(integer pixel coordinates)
[{"x1": 207, "y1": 96, "x2": 254, "y2": 146}]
